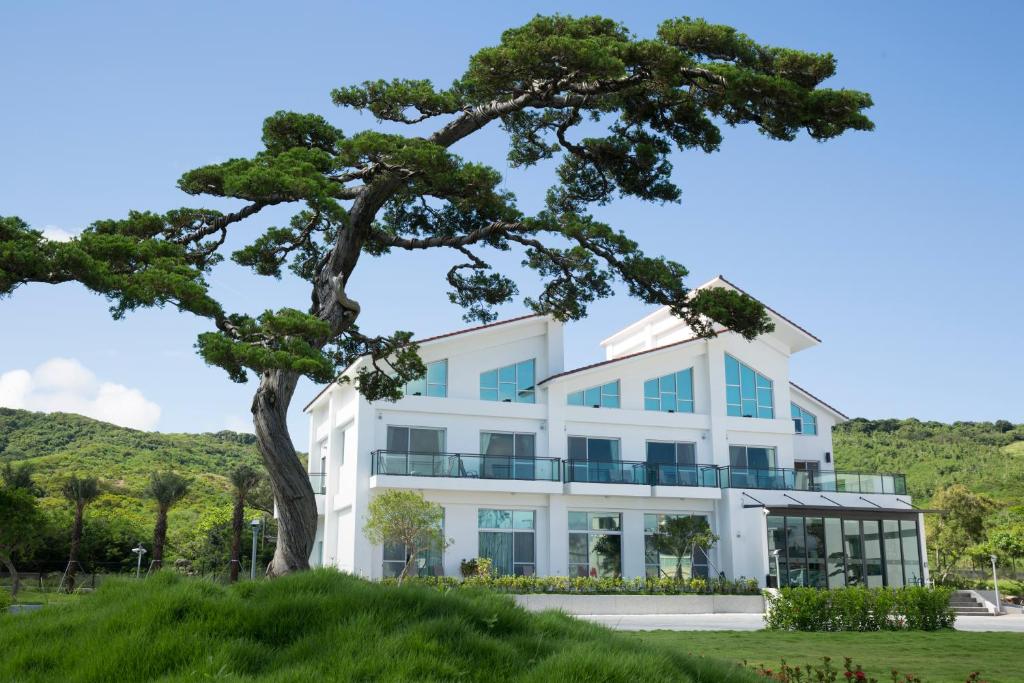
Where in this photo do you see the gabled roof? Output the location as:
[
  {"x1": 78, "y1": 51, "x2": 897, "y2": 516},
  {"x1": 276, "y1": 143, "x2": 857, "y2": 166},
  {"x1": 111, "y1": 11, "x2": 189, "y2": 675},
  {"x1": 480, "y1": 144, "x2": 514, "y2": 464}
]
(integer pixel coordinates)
[
  {"x1": 538, "y1": 331, "x2": 714, "y2": 385},
  {"x1": 601, "y1": 275, "x2": 820, "y2": 353},
  {"x1": 302, "y1": 313, "x2": 545, "y2": 412},
  {"x1": 790, "y1": 381, "x2": 849, "y2": 421}
]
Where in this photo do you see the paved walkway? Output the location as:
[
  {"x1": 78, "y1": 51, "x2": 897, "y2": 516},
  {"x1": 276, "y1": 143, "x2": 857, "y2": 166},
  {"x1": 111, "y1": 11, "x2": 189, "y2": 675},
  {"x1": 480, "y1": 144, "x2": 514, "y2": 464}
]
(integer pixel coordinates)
[{"x1": 579, "y1": 612, "x2": 1024, "y2": 632}]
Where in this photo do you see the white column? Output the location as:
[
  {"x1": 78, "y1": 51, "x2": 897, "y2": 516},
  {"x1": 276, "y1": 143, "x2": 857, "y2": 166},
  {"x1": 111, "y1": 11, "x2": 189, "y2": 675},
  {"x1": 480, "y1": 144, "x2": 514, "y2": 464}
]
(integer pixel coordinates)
[
  {"x1": 621, "y1": 510, "x2": 646, "y2": 579},
  {"x1": 548, "y1": 495, "x2": 568, "y2": 575}
]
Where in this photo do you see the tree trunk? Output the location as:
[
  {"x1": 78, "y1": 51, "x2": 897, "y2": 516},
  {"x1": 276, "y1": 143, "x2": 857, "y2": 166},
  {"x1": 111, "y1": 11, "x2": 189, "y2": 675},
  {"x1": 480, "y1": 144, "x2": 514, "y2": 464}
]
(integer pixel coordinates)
[
  {"x1": 65, "y1": 502, "x2": 84, "y2": 593},
  {"x1": 229, "y1": 491, "x2": 244, "y2": 582},
  {"x1": 252, "y1": 368, "x2": 316, "y2": 576},
  {"x1": 153, "y1": 506, "x2": 168, "y2": 570},
  {"x1": 0, "y1": 553, "x2": 19, "y2": 599}
]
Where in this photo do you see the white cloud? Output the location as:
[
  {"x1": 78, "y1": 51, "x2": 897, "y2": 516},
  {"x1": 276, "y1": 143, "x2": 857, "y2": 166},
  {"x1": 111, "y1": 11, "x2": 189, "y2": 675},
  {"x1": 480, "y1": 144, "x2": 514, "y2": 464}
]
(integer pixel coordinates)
[
  {"x1": 223, "y1": 414, "x2": 255, "y2": 434},
  {"x1": 41, "y1": 225, "x2": 76, "y2": 242},
  {"x1": 0, "y1": 358, "x2": 161, "y2": 430}
]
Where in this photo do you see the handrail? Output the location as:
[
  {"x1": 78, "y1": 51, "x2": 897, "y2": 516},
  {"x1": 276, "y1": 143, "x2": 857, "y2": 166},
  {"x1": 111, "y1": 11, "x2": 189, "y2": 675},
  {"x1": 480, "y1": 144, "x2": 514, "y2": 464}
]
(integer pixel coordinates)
[
  {"x1": 719, "y1": 466, "x2": 907, "y2": 495},
  {"x1": 371, "y1": 450, "x2": 560, "y2": 481}
]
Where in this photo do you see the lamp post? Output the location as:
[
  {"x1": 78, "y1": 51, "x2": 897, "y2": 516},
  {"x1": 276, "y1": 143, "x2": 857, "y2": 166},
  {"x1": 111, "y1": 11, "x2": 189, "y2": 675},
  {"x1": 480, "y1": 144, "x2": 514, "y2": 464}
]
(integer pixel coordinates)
[
  {"x1": 771, "y1": 549, "x2": 782, "y2": 589},
  {"x1": 990, "y1": 554, "x2": 1001, "y2": 615},
  {"x1": 131, "y1": 544, "x2": 147, "y2": 579},
  {"x1": 250, "y1": 519, "x2": 261, "y2": 580}
]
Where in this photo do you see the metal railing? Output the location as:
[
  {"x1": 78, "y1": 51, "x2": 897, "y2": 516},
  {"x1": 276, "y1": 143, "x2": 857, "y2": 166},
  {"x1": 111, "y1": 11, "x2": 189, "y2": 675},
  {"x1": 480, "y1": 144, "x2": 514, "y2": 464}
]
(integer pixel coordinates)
[
  {"x1": 719, "y1": 467, "x2": 907, "y2": 494},
  {"x1": 651, "y1": 463, "x2": 721, "y2": 487},
  {"x1": 563, "y1": 459, "x2": 651, "y2": 485},
  {"x1": 371, "y1": 450, "x2": 560, "y2": 481},
  {"x1": 308, "y1": 472, "x2": 327, "y2": 494}
]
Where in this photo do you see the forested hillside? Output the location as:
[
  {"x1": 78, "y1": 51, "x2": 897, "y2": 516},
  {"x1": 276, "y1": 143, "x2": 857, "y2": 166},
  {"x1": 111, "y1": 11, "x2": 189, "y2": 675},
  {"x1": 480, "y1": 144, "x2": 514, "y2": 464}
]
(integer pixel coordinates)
[
  {"x1": 833, "y1": 418, "x2": 1024, "y2": 507},
  {"x1": 0, "y1": 408, "x2": 274, "y2": 573}
]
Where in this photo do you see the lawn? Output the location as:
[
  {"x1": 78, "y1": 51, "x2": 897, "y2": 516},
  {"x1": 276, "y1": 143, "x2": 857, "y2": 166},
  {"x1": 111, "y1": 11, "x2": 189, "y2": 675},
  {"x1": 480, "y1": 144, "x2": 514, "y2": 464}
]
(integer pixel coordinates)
[
  {"x1": 630, "y1": 630, "x2": 1024, "y2": 683},
  {"x1": 9, "y1": 588, "x2": 83, "y2": 605},
  {"x1": 0, "y1": 570, "x2": 759, "y2": 683}
]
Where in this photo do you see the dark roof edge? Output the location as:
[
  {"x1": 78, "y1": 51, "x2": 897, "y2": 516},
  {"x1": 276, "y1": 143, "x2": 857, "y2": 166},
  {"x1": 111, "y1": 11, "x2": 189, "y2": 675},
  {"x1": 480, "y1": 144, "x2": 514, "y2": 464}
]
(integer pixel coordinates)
[
  {"x1": 789, "y1": 381, "x2": 850, "y2": 420},
  {"x1": 538, "y1": 332, "x2": 715, "y2": 385},
  {"x1": 715, "y1": 274, "x2": 822, "y2": 343}
]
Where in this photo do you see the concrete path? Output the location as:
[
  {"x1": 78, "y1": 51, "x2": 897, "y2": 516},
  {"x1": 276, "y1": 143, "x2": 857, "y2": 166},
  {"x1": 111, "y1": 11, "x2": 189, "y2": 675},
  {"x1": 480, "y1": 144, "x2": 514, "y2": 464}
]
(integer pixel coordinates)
[{"x1": 579, "y1": 612, "x2": 1024, "y2": 632}]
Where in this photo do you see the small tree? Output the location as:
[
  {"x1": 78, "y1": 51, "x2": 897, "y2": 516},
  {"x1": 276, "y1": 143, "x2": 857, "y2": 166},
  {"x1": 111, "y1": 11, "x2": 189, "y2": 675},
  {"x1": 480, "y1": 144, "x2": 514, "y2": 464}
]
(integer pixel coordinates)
[
  {"x1": 60, "y1": 476, "x2": 101, "y2": 592},
  {"x1": 363, "y1": 490, "x2": 447, "y2": 585},
  {"x1": 1, "y1": 462, "x2": 42, "y2": 496},
  {"x1": 147, "y1": 472, "x2": 190, "y2": 570},
  {"x1": 228, "y1": 464, "x2": 263, "y2": 582},
  {"x1": 650, "y1": 516, "x2": 719, "y2": 580},
  {"x1": 0, "y1": 486, "x2": 42, "y2": 599},
  {"x1": 929, "y1": 484, "x2": 996, "y2": 583}
]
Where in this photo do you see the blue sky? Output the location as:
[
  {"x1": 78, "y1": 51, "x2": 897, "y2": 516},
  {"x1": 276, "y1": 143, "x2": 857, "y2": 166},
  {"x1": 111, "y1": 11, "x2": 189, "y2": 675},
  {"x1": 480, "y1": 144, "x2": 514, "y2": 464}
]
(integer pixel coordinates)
[{"x1": 1, "y1": 1, "x2": 1022, "y2": 449}]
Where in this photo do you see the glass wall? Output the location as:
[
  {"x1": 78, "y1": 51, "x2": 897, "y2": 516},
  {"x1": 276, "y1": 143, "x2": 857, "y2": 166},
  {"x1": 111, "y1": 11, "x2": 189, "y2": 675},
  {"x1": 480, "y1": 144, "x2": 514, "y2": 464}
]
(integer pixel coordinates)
[
  {"x1": 568, "y1": 512, "x2": 622, "y2": 578},
  {"x1": 767, "y1": 512, "x2": 924, "y2": 588},
  {"x1": 725, "y1": 354, "x2": 774, "y2": 418}
]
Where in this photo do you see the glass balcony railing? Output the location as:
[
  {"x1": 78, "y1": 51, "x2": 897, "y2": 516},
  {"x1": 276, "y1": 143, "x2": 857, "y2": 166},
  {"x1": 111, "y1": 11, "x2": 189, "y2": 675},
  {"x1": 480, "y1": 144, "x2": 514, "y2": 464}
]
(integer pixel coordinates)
[
  {"x1": 719, "y1": 467, "x2": 907, "y2": 495},
  {"x1": 651, "y1": 464, "x2": 721, "y2": 487},
  {"x1": 564, "y1": 459, "x2": 651, "y2": 485},
  {"x1": 308, "y1": 472, "x2": 326, "y2": 494},
  {"x1": 371, "y1": 450, "x2": 560, "y2": 481}
]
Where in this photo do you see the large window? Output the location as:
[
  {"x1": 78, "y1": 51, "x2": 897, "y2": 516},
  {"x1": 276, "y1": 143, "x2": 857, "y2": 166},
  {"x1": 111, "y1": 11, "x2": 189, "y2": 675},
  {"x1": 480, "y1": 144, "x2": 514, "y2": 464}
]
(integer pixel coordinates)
[
  {"x1": 478, "y1": 509, "x2": 536, "y2": 576},
  {"x1": 567, "y1": 380, "x2": 620, "y2": 408},
  {"x1": 480, "y1": 359, "x2": 536, "y2": 403},
  {"x1": 568, "y1": 436, "x2": 620, "y2": 462},
  {"x1": 646, "y1": 441, "x2": 697, "y2": 486},
  {"x1": 768, "y1": 513, "x2": 924, "y2": 589},
  {"x1": 729, "y1": 445, "x2": 776, "y2": 469},
  {"x1": 644, "y1": 369, "x2": 694, "y2": 413},
  {"x1": 405, "y1": 359, "x2": 448, "y2": 397},
  {"x1": 791, "y1": 402, "x2": 818, "y2": 435},
  {"x1": 480, "y1": 432, "x2": 540, "y2": 480},
  {"x1": 379, "y1": 426, "x2": 445, "y2": 475},
  {"x1": 566, "y1": 436, "x2": 645, "y2": 484},
  {"x1": 644, "y1": 513, "x2": 709, "y2": 578},
  {"x1": 725, "y1": 354, "x2": 774, "y2": 418},
  {"x1": 568, "y1": 512, "x2": 621, "y2": 578}
]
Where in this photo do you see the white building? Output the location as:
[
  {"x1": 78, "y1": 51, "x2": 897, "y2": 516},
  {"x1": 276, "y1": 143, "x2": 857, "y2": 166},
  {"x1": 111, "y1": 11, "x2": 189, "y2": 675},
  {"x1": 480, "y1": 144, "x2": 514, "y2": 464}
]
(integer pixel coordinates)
[{"x1": 304, "y1": 276, "x2": 928, "y2": 588}]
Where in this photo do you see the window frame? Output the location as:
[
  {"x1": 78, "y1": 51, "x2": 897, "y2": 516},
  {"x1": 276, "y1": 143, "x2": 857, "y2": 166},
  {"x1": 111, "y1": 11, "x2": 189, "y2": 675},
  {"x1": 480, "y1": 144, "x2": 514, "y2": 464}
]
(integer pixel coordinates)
[
  {"x1": 790, "y1": 402, "x2": 818, "y2": 435},
  {"x1": 479, "y1": 359, "x2": 536, "y2": 403},
  {"x1": 477, "y1": 508, "x2": 537, "y2": 576},
  {"x1": 568, "y1": 511, "x2": 623, "y2": 578},
  {"x1": 643, "y1": 512, "x2": 710, "y2": 579},
  {"x1": 643, "y1": 368, "x2": 695, "y2": 413},
  {"x1": 404, "y1": 359, "x2": 448, "y2": 398},
  {"x1": 725, "y1": 354, "x2": 774, "y2": 419},
  {"x1": 567, "y1": 380, "x2": 621, "y2": 408}
]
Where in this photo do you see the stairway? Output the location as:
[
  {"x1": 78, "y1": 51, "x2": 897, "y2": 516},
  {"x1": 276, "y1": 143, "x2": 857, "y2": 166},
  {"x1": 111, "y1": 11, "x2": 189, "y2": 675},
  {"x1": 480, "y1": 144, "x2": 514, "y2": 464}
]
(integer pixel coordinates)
[{"x1": 950, "y1": 590, "x2": 992, "y2": 616}]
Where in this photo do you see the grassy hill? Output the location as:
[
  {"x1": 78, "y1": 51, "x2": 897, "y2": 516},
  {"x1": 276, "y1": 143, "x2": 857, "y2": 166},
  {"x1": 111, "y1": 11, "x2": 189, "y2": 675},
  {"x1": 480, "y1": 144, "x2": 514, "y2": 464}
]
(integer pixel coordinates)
[
  {"x1": 0, "y1": 407, "x2": 270, "y2": 572},
  {"x1": 0, "y1": 570, "x2": 756, "y2": 683},
  {"x1": 833, "y1": 418, "x2": 1024, "y2": 508}
]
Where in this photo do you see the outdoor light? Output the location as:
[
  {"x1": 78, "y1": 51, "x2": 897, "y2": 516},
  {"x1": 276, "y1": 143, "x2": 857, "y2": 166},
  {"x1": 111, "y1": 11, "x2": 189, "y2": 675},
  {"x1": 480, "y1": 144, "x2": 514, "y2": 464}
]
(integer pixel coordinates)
[
  {"x1": 771, "y1": 549, "x2": 782, "y2": 589},
  {"x1": 131, "y1": 543, "x2": 147, "y2": 579},
  {"x1": 990, "y1": 554, "x2": 1001, "y2": 615},
  {"x1": 250, "y1": 519, "x2": 262, "y2": 580}
]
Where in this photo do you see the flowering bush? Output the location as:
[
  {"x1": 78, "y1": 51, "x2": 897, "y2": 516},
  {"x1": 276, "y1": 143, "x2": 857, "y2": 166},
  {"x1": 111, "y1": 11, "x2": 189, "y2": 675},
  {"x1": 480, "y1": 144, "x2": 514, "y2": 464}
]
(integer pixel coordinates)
[
  {"x1": 751, "y1": 656, "x2": 988, "y2": 682},
  {"x1": 764, "y1": 586, "x2": 955, "y2": 631},
  {"x1": 380, "y1": 574, "x2": 761, "y2": 595}
]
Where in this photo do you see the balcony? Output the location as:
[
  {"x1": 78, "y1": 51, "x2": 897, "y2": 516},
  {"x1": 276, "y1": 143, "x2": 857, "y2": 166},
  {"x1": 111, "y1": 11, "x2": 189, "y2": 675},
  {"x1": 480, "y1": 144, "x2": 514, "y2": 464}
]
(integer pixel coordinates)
[
  {"x1": 651, "y1": 464, "x2": 721, "y2": 488},
  {"x1": 371, "y1": 450, "x2": 560, "y2": 482},
  {"x1": 563, "y1": 459, "x2": 650, "y2": 485},
  {"x1": 719, "y1": 467, "x2": 907, "y2": 495}
]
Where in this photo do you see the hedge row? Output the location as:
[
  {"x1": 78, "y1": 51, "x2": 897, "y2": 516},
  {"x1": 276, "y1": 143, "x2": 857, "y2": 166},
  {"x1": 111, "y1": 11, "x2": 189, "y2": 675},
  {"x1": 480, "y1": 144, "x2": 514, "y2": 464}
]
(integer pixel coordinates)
[
  {"x1": 765, "y1": 586, "x2": 955, "y2": 631},
  {"x1": 382, "y1": 574, "x2": 762, "y2": 595}
]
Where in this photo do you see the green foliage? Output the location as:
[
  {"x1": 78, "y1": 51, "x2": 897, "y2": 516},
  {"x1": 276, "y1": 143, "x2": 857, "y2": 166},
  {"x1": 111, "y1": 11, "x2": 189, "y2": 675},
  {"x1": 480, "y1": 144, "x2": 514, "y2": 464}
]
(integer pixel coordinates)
[
  {"x1": 384, "y1": 574, "x2": 760, "y2": 596},
  {"x1": 0, "y1": 590, "x2": 9, "y2": 613},
  {"x1": 0, "y1": 408, "x2": 267, "y2": 570},
  {"x1": 147, "y1": 471, "x2": 190, "y2": 510},
  {"x1": 764, "y1": 587, "x2": 955, "y2": 632},
  {"x1": 0, "y1": 570, "x2": 760, "y2": 682},
  {"x1": 61, "y1": 475, "x2": 100, "y2": 507},
  {"x1": 363, "y1": 490, "x2": 447, "y2": 584}
]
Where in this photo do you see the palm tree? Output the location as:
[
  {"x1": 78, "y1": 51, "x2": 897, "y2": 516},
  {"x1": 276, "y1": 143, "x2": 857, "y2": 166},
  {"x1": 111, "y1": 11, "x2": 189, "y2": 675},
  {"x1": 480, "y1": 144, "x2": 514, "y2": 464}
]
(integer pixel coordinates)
[
  {"x1": 228, "y1": 464, "x2": 263, "y2": 582},
  {"x1": 60, "y1": 476, "x2": 100, "y2": 592},
  {"x1": 147, "y1": 472, "x2": 189, "y2": 570}
]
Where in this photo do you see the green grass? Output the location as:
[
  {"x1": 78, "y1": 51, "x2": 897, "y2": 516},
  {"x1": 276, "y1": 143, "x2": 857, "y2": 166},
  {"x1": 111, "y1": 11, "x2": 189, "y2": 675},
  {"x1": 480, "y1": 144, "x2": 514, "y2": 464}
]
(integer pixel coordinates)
[
  {"x1": 9, "y1": 588, "x2": 83, "y2": 605},
  {"x1": 0, "y1": 570, "x2": 758, "y2": 683},
  {"x1": 630, "y1": 630, "x2": 1024, "y2": 683}
]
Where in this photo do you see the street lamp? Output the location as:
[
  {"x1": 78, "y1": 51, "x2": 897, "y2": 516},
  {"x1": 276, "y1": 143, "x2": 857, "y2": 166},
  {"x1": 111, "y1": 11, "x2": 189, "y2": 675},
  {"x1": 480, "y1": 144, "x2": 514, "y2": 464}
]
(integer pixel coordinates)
[
  {"x1": 990, "y1": 554, "x2": 1001, "y2": 615},
  {"x1": 131, "y1": 543, "x2": 147, "y2": 579},
  {"x1": 250, "y1": 519, "x2": 262, "y2": 580},
  {"x1": 771, "y1": 549, "x2": 782, "y2": 589}
]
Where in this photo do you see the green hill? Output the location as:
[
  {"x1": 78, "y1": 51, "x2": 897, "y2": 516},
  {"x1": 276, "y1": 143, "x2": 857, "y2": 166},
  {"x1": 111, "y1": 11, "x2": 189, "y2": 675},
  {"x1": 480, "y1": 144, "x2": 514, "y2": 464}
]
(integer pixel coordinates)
[
  {"x1": 0, "y1": 407, "x2": 270, "y2": 573},
  {"x1": 0, "y1": 570, "x2": 757, "y2": 683},
  {"x1": 833, "y1": 418, "x2": 1024, "y2": 507}
]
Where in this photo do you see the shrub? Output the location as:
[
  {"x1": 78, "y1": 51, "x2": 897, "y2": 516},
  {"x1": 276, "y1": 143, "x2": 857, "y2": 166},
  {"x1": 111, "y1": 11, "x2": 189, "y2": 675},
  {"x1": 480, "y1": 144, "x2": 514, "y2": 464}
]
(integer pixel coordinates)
[
  {"x1": 381, "y1": 574, "x2": 761, "y2": 595},
  {"x1": 0, "y1": 590, "x2": 10, "y2": 613},
  {"x1": 764, "y1": 586, "x2": 955, "y2": 631},
  {"x1": 751, "y1": 656, "x2": 925, "y2": 683}
]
